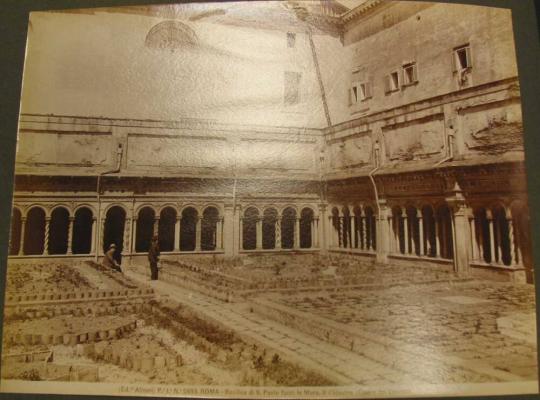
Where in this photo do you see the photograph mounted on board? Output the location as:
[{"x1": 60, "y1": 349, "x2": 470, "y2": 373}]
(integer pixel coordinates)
[{"x1": 1, "y1": 0, "x2": 538, "y2": 398}]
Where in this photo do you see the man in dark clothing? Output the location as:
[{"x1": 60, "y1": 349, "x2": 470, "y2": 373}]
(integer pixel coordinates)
[
  {"x1": 103, "y1": 243, "x2": 122, "y2": 273},
  {"x1": 148, "y1": 235, "x2": 160, "y2": 280}
]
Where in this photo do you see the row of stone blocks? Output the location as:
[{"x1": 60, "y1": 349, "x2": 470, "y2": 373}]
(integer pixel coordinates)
[
  {"x1": 161, "y1": 270, "x2": 235, "y2": 302},
  {"x1": 5, "y1": 288, "x2": 154, "y2": 304},
  {"x1": 4, "y1": 301, "x2": 152, "y2": 320},
  {"x1": 4, "y1": 320, "x2": 139, "y2": 346},
  {"x1": 90, "y1": 344, "x2": 183, "y2": 373}
]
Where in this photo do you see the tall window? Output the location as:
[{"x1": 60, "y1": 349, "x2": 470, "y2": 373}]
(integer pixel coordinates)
[
  {"x1": 287, "y1": 32, "x2": 296, "y2": 48},
  {"x1": 402, "y1": 62, "x2": 418, "y2": 85},
  {"x1": 350, "y1": 81, "x2": 372, "y2": 104},
  {"x1": 384, "y1": 71, "x2": 400, "y2": 93},
  {"x1": 453, "y1": 44, "x2": 472, "y2": 71},
  {"x1": 284, "y1": 71, "x2": 301, "y2": 105}
]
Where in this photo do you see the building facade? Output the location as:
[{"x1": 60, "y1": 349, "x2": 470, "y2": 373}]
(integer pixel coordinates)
[{"x1": 7, "y1": 1, "x2": 532, "y2": 283}]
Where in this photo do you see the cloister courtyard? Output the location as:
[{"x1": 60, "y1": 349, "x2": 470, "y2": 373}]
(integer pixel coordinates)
[{"x1": 2, "y1": 253, "x2": 537, "y2": 395}]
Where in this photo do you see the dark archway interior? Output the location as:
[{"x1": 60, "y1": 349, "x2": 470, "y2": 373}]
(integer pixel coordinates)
[
  {"x1": 49, "y1": 207, "x2": 69, "y2": 255},
  {"x1": 159, "y1": 207, "x2": 176, "y2": 252},
  {"x1": 72, "y1": 207, "x2": 93, "y2": 254},
  {"x1": 202, "y1": 207, "x2": 219, "y2": 251},
  {"x1": 136, "y1": 207, "x2": 155, "y2": 253},
  {"x1": 103, "y1": 206, "x2": 126, "y2": 264},
  {"x1": 243, "y1": 207, "x2": 258, "y2": 250},
  {"x1": 262, "y1": 208, "x2": 277, "y2": 250},
  {"x1": 300, "y1": 208, "x2": 313, "y2": 249},
  {"x1": 9, "y1": 208, "x2": 22, "y2": 255},
  {"x1": 180, "y1": 208, "x2": 198, "y2": 251},
  {"x1": 24, "y1": 207, "x2": 46, "y2": 255},
  {"x1": 281, "y1": 208, "x2": 296, "y2": 249}
]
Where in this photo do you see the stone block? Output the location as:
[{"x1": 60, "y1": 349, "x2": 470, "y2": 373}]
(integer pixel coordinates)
[
  {"x1": 154, "y1": 356, "x2": 166, "y2": 369},
  {"x1": 141, "y1": 356, "x2": 154, "y2": 372}
]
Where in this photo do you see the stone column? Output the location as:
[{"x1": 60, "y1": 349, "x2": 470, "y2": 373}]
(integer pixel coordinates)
[
  {"x1": 434, "y1": 217, "x2": 441, "y2": 258},
  {"x1": 294, "y1": 218, "x2": 300, "y2": 249},
  {"x1": 275, "y1": 216, "x2": 282, "y2": 249},
  {"x1": 123, "y1": 217, "x2": 131, "y2": 256},
  {"x1": 361, "y1": 212, "x2": 367, "y2": 250},
  {"x1": 417, "y1": 210, "x2": 424, "y2": 256},
  {"x1": 131, "y1": 217, "x2": 138, "y2": 253},
  {"x1": 174, "y1": 216, "x2": 181, "y2": 251},
  {"x1": 99, "y1": 217, "x2": 106, "y2": 256},
  {"x1": 18, "y1": 217, "x2": 27, "y2": 256},
  {"x1": 446, "y1": 182, "x2": 472, "y2": 275},
  {"x1": 486, "y1": 210, "x2": 496, "y2": 264},
  {"x1": 43, "y1": 217, "x2": 51, "y2": 255},
  {"x1": 153, "y1": 217, "x2": 159, "y2": 236},
  {"x1": 351, "y1": 216, "x2": 357, "y2": 249},
  {"x1": 195, "y1": 217, "x2": 202, "y2": 251},
  {"x1": 67, "y1": 216, "x2": 74, "y2": 255},
  {"x1": 318, "y1": 205, "x2": 327, "y2": 254},
  {"x1": 375, "y1": 199, "x2": 390, "y2": 263},
  {"x1": 387, "y1": 216, "x2": 393, "y2": 254},
  {"x1": 216, "y1": 218, "x2": 223, "y2": 250},
  {"x1": 90, "y1": 217, "x2": 96, "y2": 254},
  {"x1": 239, "y1": 217, "x2": 244, "y2": 250},
  {"x1": 402, "y1": 210, "x2": 409, "y2": 255},
  {"x1": 256, "y1": 218, "x2": 262, "y2": 250},
  {"x1": 223, "y1": 204, "x2": 235, "y2": 256},
  {"x1": 469, "y1": 216, "x2": 477, "y2": 261}
]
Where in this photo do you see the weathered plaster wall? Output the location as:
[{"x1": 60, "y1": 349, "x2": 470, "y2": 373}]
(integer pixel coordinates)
[
  {"x1": 21, "y1": 7, "x2": 344, "y2": 128},
  {"x1": 334, "y1": 2, "x2": 519, "y2": 122}
]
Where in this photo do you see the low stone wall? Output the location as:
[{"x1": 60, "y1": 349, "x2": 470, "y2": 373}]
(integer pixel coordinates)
[{"x1": 3, "y1": 319, "x2": 140, "y2": 346}]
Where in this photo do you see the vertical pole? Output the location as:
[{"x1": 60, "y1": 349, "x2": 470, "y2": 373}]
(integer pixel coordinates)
[
  {"x1": 195, "y1": 217, "x2": 202, "y2": 251},
  {"x1": 418, "y1": 211, "x2": 424, "y2": 256},
  {"x1": 43, "y1": 217, "x2": 51, "y2": 255},
  {"x1": 295, "y1": 217, "x2": 300, "y2": 249},
  {"x1": 216, "y1": 218, "x2": 223, "y2": 250},
  {"x1": 19, "y1": 217, "x2": 27, "y2": 256},
  {"x1": 256, "y1": 218, "x2": 262, "y2": 250},
  {"x1": 275, "y1": 217, "x2": 282, "y2": 249},
  {"x1": 131, "y1": 217, "x2": 138, "y2": 253},
  {"x1": 67, "y1": 216, "x2": 74, "y2": 255},
  {"x1": 90, "y1": 217, "x2": 96, "y2": 254},
  {"x1": 402, "y1": 210, "x2": 409, "y2": 255},
  {"x1": 174, "y1": 216, "x2": 181, "y2": 252},
  {"x1": 469, "y1": 217, "x2": 477, "y2": 261},
  {"x1": 487, "y1": 210, "x2": 496, "y2": 264}
]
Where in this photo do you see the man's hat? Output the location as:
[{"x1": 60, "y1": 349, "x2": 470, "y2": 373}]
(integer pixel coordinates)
[{"x1": 109, "y1": 243, "x2": 116, "y2": 248}]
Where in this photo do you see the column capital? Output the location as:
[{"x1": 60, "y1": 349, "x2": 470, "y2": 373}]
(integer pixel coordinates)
[
  {"x1": 45, "y1": 216, "x2": 52, "y2": 222},
  {"x1": 69, "y1": 216, "x2": 75, "y2": 222}
]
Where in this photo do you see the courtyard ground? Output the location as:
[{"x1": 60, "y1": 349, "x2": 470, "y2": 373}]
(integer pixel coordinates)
[{"x1": 1, "y1": 255, "x2": 538, "y2": 397}]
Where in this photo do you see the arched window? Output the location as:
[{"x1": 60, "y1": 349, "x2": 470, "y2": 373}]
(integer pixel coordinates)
[
  {"x1": 9, "y1": 208, "x2": 22, "y2": 255},
  {"x1": 262, "y1": 208, "x2": 278, "y2": 250},
  {"x1": 202, "y1": 207, "x2": 219, "y2": 251},
  {"x1": 180, "y1": 207, "x2": 198, "y2": 251},
  {"x1": 103, "y1": 206, "x2": 126, "y2": 263},
  {"x1": 72, "y1": 207, "x2": 93, "y2": 254},
  {"x1": 159, "y1": 207, "x2": 176, "y2": 252},
  {"x1": 24, "y1": 207, "x2": 46, "y2": 255},
  {"x1": 49, "y1": 207, "x2": 70, "y2": 255},
  {"x1": 136, "y1": 207, "x2": 156, "y2": 253},
  {"x1": 243, "y1": 207, "x2": 259, "y2": 250},
  {"x1": 281, "y1": 207, "x2": 296, "y2": 249},
  {"x1": 300, "y1": 208, "x2": 314, "y2": 249}
]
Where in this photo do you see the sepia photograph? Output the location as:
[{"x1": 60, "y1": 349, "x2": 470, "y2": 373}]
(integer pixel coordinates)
[{"x1": 0, "y1": 0, "x2": 538, "y2": 398}]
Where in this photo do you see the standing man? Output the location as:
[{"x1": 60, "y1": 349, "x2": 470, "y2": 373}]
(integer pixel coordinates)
[
  {"x1": 103, "y1": 243, "x2": 122, "y2": 273},
  {"x1": 148, "y1": 235, "x2": 160, "y2": 280}
]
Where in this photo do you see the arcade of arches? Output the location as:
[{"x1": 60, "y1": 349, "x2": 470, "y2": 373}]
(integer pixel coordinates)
[{"x1": 8, "y1": 192, "x2": 533, "y2": 282}]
